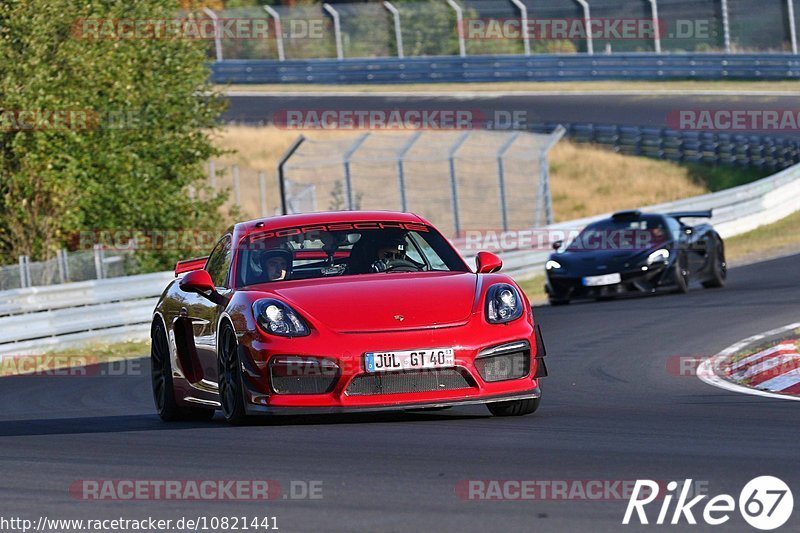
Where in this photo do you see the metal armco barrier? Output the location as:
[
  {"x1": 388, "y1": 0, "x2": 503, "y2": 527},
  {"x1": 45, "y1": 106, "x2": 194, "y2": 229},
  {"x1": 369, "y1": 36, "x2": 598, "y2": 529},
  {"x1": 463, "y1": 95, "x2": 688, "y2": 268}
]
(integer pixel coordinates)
[{"x1": 211, "y1": 53, "x2": 800, "y2": 84}]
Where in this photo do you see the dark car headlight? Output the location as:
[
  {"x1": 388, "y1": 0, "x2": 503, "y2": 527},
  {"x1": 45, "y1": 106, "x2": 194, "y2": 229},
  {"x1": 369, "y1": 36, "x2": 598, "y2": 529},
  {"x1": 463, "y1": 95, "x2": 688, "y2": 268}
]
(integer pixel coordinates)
[
  {"x1": 646, "y1": 248, "x2": 670, "y2": 266},
  {"x1": 253, "y1": 299, "x2": 310, "y2": 337},
  {"x1": 486, "y1": 284, "x2": 524, "y2": 324},
  {"x1": 545, "y1": 259, "x2": 562, "y2": 271}
]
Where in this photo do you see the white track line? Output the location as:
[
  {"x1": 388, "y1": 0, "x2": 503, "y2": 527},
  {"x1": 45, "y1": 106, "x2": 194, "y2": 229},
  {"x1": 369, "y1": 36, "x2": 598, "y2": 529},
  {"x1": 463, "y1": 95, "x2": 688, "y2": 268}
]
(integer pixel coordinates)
[{"x1": 697, "y1": 322, "x2": 800, "y2": 401}]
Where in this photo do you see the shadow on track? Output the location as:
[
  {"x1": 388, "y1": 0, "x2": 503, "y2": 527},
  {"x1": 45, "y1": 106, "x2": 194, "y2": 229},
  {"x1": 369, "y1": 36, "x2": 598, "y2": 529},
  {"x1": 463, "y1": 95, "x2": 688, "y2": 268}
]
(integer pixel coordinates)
[{"x1": 0, "y1": 410, "x2": 488, "y2": 437}]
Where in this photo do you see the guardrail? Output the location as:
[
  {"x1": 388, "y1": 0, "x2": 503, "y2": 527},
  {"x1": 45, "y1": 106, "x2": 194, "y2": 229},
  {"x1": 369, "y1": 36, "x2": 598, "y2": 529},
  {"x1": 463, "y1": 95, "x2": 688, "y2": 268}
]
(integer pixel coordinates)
[
  {"x1": 1, "y1": 160, "x2": 799, "y2": 355},
  {"x1": 211, "y1": 53, "x2": 800, "y2": 84},
  {"x1": 0, "y1": 272, "x2": 173, "y2": 356}
]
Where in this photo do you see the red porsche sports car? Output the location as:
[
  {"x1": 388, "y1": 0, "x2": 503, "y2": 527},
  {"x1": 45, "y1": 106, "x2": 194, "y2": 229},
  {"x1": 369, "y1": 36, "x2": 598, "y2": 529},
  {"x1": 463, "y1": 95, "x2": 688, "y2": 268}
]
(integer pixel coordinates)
[{"x1": 151, "y1": 211, "x2": 548, "y2": 424}]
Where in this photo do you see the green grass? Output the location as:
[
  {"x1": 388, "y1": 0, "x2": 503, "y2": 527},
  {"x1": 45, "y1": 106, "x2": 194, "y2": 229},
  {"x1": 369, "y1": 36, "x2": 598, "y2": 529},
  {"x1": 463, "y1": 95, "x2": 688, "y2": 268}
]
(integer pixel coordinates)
[
  {"x1": 47, "y1": 340, "x2": 150, "y2": 359},
  {"x1": 685, "y1": 164, "x2": 772, "y2": 192}
]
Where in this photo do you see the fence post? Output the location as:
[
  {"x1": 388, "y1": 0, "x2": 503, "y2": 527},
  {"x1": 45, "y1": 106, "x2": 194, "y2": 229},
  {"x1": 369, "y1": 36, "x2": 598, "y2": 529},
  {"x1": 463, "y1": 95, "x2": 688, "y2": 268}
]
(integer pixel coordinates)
[
  {"x1": 574, "y1": 0, "x2": 594, "y2": 54},
  {"x1": 323, "y1": 3, "x2": 344, "y2": 60},
  {"x1": 342, "y1": 133, "x2": 370, "y2": 210},
  {"x1": 258, "y1": 171, "x2": 268, "y2": 217},
  {"x1": 788, "y1": 0, "x2": 798, "y2": 54},
  {"x1": 396, "y1": 131, "x2": 422, "y2": 212},
  {"x1": 446, "y1": 0, "x2": 466, "y2": 57},
  {"x1": 18, "y1": 255, "x2": 30, "y2": 289},
  {"x1": 263, "y1": 5, "x2": 286, "y2": 61},
  {"x1": 383, "y1": 1, "x2": 405, "y2": 58},
  {"x1": 647, "y1": 0, "x2": 661, "y2": 53},
  {"x1": 57, "y1": 249, "x2": 68, "y2": 284},
  {"x1": 93, "y1": 244, "x2": 105, "y2": 280},
  {"x1": 232, "y1": 165, "x2": 242, "y2": 207},
  {"x1": 496, "y1": 132, "x2": 521, "y2": 232},
  {"x1": 278, "y1": 135, "x2": 306, "y2": 215},
  {"x1": 448, "y1": 132, "x2": 471, "y2": 236},
  {"x1": 510, "y1": 0, "x2": 530, "y2": 56},
  {"x1": 720, "y1": 0, "x2": 731, "y2": 52},
  {"x1": 208, "y1": 160, "x2": 217, "y2": 189},
  {"x1": 202, "y1": 8, "x2": 223, "y2": 62},
  {"x1": 539, "y1": 126, "x2": 566, "y2": 225}
]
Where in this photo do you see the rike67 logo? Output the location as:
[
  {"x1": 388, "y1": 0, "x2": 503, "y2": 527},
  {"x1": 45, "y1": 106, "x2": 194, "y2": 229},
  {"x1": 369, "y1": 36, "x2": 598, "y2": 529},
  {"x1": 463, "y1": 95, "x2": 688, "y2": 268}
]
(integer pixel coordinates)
[{"x1": 623, "y1": 477, "x2": 793, "y2": 530}]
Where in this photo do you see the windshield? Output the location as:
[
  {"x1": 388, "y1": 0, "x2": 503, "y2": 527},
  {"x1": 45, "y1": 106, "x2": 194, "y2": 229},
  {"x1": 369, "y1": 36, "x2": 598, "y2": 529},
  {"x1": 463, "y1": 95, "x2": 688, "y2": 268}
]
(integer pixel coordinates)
[
  {"x1": 568, "y1": 215, "x2": 670, "y2": 252},
  {"x1": 236, "y1": 223, "x2": 468, "y2": 287}
]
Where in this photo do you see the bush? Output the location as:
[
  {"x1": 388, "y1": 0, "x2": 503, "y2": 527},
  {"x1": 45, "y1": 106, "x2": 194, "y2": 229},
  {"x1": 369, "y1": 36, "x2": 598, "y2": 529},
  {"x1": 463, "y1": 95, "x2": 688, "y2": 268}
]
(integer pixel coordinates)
[{"x1": 0, "y1": 0, "x2": 228, "y2": 271}]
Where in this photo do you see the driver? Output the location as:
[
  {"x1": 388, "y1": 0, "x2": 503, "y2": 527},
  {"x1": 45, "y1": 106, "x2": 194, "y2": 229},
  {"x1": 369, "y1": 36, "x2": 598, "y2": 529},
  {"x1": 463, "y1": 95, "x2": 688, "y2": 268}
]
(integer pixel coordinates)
[
  {"x1": 370, "y1": 235, "x2": 408, "y2": 273},
  {"x1": 261, "y1": 249, "x2": 292, "y2": 281}
]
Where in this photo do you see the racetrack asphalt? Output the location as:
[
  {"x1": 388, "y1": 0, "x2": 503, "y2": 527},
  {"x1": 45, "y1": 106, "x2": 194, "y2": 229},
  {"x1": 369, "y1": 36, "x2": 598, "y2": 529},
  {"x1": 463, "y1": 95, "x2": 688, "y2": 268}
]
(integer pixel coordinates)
[
  {"x1": 1, "y1": 253, "x2": 798, "y2": 531},
  {"x1": 223, "y1": 93, "x2": 800, "y2": 136}
]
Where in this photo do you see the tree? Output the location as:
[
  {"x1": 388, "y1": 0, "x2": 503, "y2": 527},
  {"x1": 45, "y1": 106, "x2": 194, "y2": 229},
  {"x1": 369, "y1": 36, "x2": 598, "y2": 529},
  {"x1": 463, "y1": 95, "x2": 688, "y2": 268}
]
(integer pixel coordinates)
[{"x1": 0, "y1": 0, "x2": 228, "y2": 271}]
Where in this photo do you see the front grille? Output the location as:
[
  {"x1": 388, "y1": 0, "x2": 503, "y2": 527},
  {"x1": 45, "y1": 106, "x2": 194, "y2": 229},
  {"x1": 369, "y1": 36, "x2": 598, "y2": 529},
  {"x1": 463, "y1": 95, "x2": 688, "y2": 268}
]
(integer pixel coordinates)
[{"x1": 346, "y1": 368, "x2": 474, "y2": 396}]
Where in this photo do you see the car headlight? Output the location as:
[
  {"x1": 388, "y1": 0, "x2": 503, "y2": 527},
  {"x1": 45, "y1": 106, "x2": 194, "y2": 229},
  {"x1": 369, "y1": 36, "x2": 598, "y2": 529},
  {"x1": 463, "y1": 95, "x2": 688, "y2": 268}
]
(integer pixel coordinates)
[
  {"x1": 545, "y1": 260, "x2": 562, "y2": 271},
  {"x1": 646, "y1": 249, "x2": 670, "y2": 265},
  {"x1": 486, "y1": 284, "x2": 524, "y2": 324},
  {"x1": 253, "y1": 299, "x2": 310, "y2": 337}
]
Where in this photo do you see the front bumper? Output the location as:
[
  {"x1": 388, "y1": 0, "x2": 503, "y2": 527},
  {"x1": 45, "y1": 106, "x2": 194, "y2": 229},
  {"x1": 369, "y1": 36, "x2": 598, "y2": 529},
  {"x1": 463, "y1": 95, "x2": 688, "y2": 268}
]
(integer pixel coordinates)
[
  {"x1": 546, "y1": 263, "x2": 669, "y2": 300},
  {"x1": 243, "y1": 389, "x2": 541, "y2": 415},
  {"x1": 236, "y1": 318, "x2": 546, "y2": 415}
]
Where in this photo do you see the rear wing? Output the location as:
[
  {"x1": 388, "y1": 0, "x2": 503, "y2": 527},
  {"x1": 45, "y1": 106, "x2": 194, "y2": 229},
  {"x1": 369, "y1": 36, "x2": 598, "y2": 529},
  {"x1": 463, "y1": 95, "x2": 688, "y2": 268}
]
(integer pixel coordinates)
[
  {"x1": 667, "y1": 210, "x2": 713, "y2": 222},
  {"x1": 175, "y1": 256, "x2": 208, "y2": 277}
]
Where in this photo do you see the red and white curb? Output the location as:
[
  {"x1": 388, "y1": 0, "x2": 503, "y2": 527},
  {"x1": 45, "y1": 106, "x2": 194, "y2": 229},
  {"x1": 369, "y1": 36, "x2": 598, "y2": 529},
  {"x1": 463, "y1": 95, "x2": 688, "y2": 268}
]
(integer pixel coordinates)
[{"x1": 697, "y1": 322, "x2": 800, "y2": 401}]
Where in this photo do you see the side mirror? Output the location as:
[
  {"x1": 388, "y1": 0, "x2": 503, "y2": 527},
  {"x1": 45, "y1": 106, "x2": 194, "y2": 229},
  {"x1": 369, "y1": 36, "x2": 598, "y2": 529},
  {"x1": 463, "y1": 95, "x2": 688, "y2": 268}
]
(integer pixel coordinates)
[
  {"x1": 179, "y1": 269, "x2": 216, "y2": 294},
  {"x1": 475, "y1": 251, "x2": 503, "y2": 274},
  {"x1": 552, "y1": 240, "x2": 563, "y2": 251}
]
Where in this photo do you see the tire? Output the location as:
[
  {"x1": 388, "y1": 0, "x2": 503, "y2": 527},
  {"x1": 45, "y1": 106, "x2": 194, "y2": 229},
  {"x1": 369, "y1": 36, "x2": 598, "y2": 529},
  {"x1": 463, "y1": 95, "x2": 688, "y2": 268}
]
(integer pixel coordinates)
[
  {"x1": 702, "y1": 243, "x2": 727, "y2": 289},
  {"x1": 218, "y1": 322, "x2": 250, "y2": 425},
  {"x1": 151, "y1": 320, "x2": 215, "y2": 422},
  {"x1": 672, "y1": 254, "x2": 689, "y2": 294},
  {"x1": 487, "y1": 397, "x2": 540, "y2": 417}
]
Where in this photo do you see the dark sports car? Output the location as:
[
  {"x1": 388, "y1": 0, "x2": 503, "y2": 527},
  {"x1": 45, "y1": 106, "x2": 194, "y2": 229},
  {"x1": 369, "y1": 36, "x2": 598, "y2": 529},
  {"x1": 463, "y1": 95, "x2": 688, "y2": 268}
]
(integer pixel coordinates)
[{"x1": 544, "y1": 210, "x2": 726, "y2": 305}]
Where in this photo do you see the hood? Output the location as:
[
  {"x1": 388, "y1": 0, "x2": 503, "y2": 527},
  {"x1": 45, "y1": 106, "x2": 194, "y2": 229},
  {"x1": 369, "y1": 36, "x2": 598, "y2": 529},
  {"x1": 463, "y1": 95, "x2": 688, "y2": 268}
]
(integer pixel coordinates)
[
  {"x1": 551, "y1": 244, "x2": 673, "y2": 276},
  {"x1": 248, "y1": 272, "x2": 478, "y2": 333}
]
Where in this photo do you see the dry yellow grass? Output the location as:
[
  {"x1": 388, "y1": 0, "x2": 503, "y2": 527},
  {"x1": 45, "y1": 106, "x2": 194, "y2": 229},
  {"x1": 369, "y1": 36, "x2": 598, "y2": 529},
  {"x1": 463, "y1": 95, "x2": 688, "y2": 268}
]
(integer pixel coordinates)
[
  {"x1": 548, "y1": 142, "x2": 708, "y2": 221},
  {"x1": 725, "y1": 209, "x2": 800, "y2": 266},
  {"x1": 212, "y1": 126, "x2": 710, "y2": 223},
  {"x1": 210, "y1": 126, "x2": 355, "y2": 217}
]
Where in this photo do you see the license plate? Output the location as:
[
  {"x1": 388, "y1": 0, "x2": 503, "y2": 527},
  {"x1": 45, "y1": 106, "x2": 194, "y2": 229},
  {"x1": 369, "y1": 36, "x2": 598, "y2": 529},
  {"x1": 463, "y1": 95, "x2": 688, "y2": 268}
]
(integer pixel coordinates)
[
  {"x1": 365, "y1": 348, "x2": 455, "y2": 373},
  {"x1": 582, "y1": 273, "x2": 622, "y2": 286}
]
